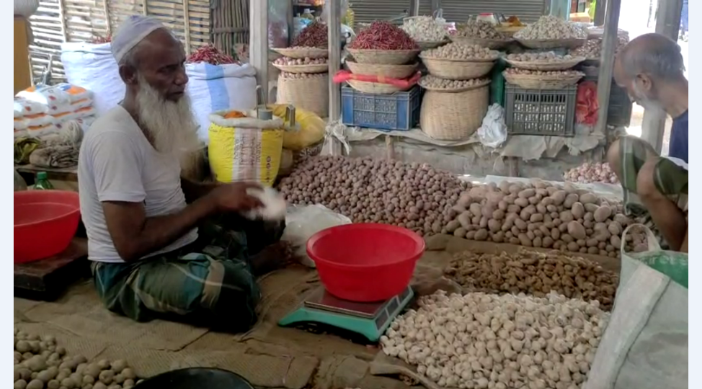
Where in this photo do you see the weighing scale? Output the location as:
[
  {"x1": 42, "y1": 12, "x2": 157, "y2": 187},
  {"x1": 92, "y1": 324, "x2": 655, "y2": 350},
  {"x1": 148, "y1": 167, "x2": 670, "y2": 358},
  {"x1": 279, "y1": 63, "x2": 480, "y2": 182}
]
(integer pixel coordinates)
[{"x1": 279, "y1": 286, "x2": 414, "y2": 342}]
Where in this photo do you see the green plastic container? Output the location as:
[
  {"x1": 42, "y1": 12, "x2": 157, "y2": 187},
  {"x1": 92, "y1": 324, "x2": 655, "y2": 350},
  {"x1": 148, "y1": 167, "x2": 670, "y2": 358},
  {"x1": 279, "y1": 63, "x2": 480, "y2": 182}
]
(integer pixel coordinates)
[
  {"x1": 33, "y1": 172, "x2": 54, "y2": 190},
  {"x1": 490, "y1": 58, "x2": 508, "y2": 107}
]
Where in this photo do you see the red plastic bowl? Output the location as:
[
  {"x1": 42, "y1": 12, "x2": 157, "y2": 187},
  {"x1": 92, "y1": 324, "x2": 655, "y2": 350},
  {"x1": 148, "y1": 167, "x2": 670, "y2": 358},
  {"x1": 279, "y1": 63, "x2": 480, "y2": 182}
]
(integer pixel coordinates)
[
  {"x1": 307, "y1": 223, "x2": 425, "y2": 302},
  {"x1": 15, "y1": 190, "x2": 81, "y2": 263}
]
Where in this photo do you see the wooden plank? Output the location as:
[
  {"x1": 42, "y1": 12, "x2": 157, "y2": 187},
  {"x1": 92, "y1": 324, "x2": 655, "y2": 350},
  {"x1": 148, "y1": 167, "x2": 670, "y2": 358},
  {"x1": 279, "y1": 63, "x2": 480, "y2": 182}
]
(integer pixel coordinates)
[
  {"x1": 327, "y1": 0, "x2": 341, "y2": 155},
  {"x1": 594, "y1": 0, "x2": 621, "y2": 135}
]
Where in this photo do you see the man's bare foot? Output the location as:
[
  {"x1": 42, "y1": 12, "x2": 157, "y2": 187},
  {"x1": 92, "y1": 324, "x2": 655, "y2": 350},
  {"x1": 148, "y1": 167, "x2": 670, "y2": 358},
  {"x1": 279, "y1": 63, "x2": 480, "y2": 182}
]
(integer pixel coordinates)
[{"x1": 250, "y1": 241, "x2": 293, "y2": 276}]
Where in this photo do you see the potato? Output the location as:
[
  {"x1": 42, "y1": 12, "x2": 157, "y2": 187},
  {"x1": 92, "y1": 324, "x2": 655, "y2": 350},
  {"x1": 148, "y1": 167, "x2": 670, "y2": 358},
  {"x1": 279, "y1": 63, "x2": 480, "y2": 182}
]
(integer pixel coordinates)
[
  {"x1": 493, "y1": 209, "x2": 505, "y2": 220},
  {"x1": 579, "y1": 193, "x2": 598, "y2": 204},
  {"x1": 454, "y1": 228, "x2": 467, "y2": 238},
  {"x1": 518, "y1": 234, "x2": 532, "y2": 247},
  {"x1": 571, "y1": 202, "x2": 585, "y2": 219},
  {"x1": 533, "y1": 237, "x2": 542, "y2": 248},
  {"x1": 530, "y1": 214, "x2": 544, "y2": 223},
  {"x1": 607, "y1": 221, "x2": 622, "y2": 236},
  {"x1": 446, "y1": 220, "x2": 460, "y2": 233},
  {"x1": 563, "y1": 193, "x2": 579, "y2": 208},
  {"x1": 466, "y1": 231, "x2": 476, "y2": 240},
  {"x1": 560, "y1": 211, "x2": 574, "y2": 223},
  {"x1": 593, "y1": 206, "x2": 612, "y2": 222},
  {"x1": 507, "y1": 204, "x2": 521, "y2": 213},
  {"x1": 551, "y1": 190, "x2": 567, "y2": 205},
  {"x1": 514, "y1": 198, "x2": 529, "y2": 207},
  {"x1": 562, "y1": 234, "x2": 574, "y2": 243},
  {"x1": 492, "y1": 232, "x2": 505, "y2": 243},
  {"x1": 509, "y1": 237, "x2": 521, "y2": 245},
  {"x1": 610, "y1": 235, "x2": 622, "y2": 248},
  {"x1": 15, "y1": 380, "x2": 27, "y2": 389},
  {"x1": 613, "y1": 214, "x2": 629, "y2": 225},
  {"x1": 551, "y1": 229, "x2": 560, "y2": 240},
  {"x1": 567, "y1": 242, "x2": 580, "y2": 252},
  {"x1": 475, "y1": 229, "x2": 489, "y2": 241},
  {"x1": 584, "y1": 203, "x2": 599, "y2": 213},
  {"x1": 542, "y1": 237, "x2": 554, "y2": 248},
  {"x1": 488, "y1": 219, "x2": 501, "y2": 233}
]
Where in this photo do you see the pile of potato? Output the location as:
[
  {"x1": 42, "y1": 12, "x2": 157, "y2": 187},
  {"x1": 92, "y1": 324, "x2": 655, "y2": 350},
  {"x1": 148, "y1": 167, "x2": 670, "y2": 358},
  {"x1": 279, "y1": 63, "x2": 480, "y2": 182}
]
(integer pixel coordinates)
[
  {"x1": 506, "y1": 52, "x2": 577, "y2": 62},
  {"x1": 381, "y1": 290, "x2": 609, "y2": 389},
  {"x1": 419, "y1": 75, "x2": 489, "y2": 90},
  {"x1": 444, "y1": 249, "x2": 618, "y2": 310},
  {"x1": 277, "y1": 156, "x2": 469, "y2": 236},
  {"x1": 279, "y1": 72, "x2": 327, "y2": 80},
  {"x1": 564, "y1": 162, "x2": 619, "y2": 184},
  {"x1": 401, "y1": 16, "x2": 448, "y2": 42},
  {"x1": 504, "y1": 68, "x2": 584, "y2": 77},
  {"x1": 442, "y1": 181, "x2": 642, "y2": 256},
  {"x1": 514, "y1": 16, "x2": 588, "y2": 40},
  {"x1": 422, "y1": 43, "x2": 499, "y2": 61},
  {"x1": 14, "y1": 330, "x2": 142, "y2": 389},
  {"x1": 454, "y1": 19, "x2": 504, "y2": 40},
  {"x1": 274, "y1": 57, "x2": 327, "y2": 66}
]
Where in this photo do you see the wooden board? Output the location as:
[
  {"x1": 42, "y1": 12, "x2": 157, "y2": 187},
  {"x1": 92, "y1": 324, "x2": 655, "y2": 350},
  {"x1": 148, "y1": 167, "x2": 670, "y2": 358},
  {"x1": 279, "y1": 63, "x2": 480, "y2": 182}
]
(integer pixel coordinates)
[
  {"x1": 14, "y1": 238, "x2": 89, "y2": 301},
  {"x1": 425, "y1": 234, "x2": 621, "y2": 274},
  {"x1": 16, "y1": 164, "x2": 78, "y2": 183}
]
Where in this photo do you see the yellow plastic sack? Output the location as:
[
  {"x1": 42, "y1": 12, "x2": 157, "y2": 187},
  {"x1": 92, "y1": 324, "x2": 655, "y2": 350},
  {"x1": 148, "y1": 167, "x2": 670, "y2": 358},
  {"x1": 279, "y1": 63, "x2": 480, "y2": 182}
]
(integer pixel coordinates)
[
  {"x1": 208, "y1": 110, "x2": 284, "y2": 186},
  {"x1": 268, "y1": 104, "x2": 326, "y2": 151}
]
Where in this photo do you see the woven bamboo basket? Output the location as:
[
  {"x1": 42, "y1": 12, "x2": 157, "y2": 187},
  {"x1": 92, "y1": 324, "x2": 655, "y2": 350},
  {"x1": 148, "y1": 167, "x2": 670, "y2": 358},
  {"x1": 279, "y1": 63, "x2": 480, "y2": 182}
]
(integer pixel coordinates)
[
  {"x1": 505, "y1": 57, "x2": 586, "y2": 71},
  {"x1": 503, "y1": 71, "x2": 584, "y2": 90},
  {"x1": 273, "y1": 47, "x2": 328, "y2": 59},
  {"x1": 420, "y1": 85, "x2": 489, "y2": 140},
  {"x1": 346, "y1": 61, "x2": 418, "y2": 79},
  {"x1": 449, "y1": 35, "x2": 513, "y2": 50},
  {"x1": 417, "y1": 40, "x2": 449, "y2": 50},
  {"x1": 277, "y1": 74, "x2": 329, "y2": 118},
  {"x1": 420, "y1": 55, "x2": 497, "y2": 80},
  {"x1": 272, "y1": 63, "x2": 328, "y2": 74},
  {"x1": 419, "y1": 78, "x2": 491, "y2": 93},
  {"x1": 515, "y1": 38, "x2": 587, "y2": 49},
  {"x1": 346, "y1": 80, "x2": 404, "y2": 94},
  {"x1": 347, "y1": 49, "x2": 420, "y2": 65}
]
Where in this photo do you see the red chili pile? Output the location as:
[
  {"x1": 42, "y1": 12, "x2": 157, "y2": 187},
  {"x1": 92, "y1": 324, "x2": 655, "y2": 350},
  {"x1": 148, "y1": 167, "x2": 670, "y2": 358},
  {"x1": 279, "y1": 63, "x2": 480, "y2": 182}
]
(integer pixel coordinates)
[
  {"x1": 90, "y1": 35, "x2": 111, "y2": 44},
  {"x1": 292, "y1": 22, "x2": 328, "y2": 48},
  {"x1": 187, "y1": 45, "x2": 238, "y2": 65},
  {"x1": 348, "y1": 21, "x2": 419, "y2": 50}
]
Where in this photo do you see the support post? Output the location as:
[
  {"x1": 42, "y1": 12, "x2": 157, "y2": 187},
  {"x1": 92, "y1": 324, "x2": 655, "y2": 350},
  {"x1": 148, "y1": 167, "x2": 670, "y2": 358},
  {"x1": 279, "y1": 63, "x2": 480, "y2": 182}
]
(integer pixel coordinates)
[
  {"x1": 250, "y1": 0, "x2": 268, "y2": 105},
  {"x1": 431, "y1": 0, "x2": 441, "y2": 15},
  {"x1": 641, "y1": 0, "x2": 683, "y2": 153},
  {"x1": 410, "y1": 0, "x2": 420, "y2": 16},
  {"x1": 594, "y1": 0, "x2": 607, "y2": 26},
  {"x1": 327, "y1": 0, "x2": 342, "y2": 155},
  {"x1": 594, "y1": 0, "x2": 621, "y2": 135}
]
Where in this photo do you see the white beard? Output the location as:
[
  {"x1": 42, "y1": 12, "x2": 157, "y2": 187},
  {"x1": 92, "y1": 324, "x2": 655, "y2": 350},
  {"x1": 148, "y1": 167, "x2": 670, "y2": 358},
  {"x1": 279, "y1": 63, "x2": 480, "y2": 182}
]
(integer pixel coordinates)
[
  {"x1": 632, "y1": 82, "x2": 667, "y2": 118},
  {"x1": 135, "y1": 76, "x2": 201, "y2": 163}
]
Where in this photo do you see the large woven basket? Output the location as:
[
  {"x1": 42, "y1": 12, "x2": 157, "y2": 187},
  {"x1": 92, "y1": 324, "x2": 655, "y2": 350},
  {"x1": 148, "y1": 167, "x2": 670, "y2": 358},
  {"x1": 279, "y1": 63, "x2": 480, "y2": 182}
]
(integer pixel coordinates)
[
  {"x1": 277, "y1": 74, "x2": 329, "y2": 118},
  {"x1": 515, "y1": 38, "x2": 587, "y2": 49},
  {"x1": 503, "y1": 71, "x2": 584, "y2": 90},
  {"x1": 346, "y1": 80, "x2": 405, "y2": 94},
  {"x1": 347, "y1": 49, "x2": 420, "y2": 65},
  {"x1": 272, "y1": 47, "x2": 328, "y2": 59},
  {"x1": 417, "y1": 40, "x2": 449, "y2": 50},
  {"x1": 420, "y1": 55, "x2": 497, "y2": 80},
  {"x1": 419, "y1": 78, "x2": 491, "y2": 93},
  {"x1": 449, "y1": 35, "x2": 513, "y2": 50},
  {"x1": 505, "y1": 57, "x2": 586, "y2": 71},
  {"x1": 272, "y1": 63, "x2": 328, "y2": 74},
  {"x1": 420, "y1": 85, "x2": 489, "y2": 140},
  {"x1": 346, "y1": 61, "x2": 418, "y2": 79}
]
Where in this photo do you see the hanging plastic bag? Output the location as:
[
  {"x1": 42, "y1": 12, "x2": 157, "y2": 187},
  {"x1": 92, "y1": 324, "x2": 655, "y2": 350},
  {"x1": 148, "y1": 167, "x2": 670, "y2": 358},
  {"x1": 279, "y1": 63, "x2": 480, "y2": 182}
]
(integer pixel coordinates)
[
  {"x1": 281, "y1": 204, "x2": 352, "y2": 268},
  {"x1": 268, "y1": 0, "x2": 290, "y2": 48},
  {"x1": 477, "y1": 103, "x2": 508, "y2": 148}
]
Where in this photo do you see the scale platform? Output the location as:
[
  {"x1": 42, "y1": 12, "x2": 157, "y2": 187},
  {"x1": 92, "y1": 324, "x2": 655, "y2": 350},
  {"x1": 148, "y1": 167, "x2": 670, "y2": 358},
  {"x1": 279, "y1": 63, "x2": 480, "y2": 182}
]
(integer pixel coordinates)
[{"x1": 278, "y1": 286, "x2": 414, "y2": 342}]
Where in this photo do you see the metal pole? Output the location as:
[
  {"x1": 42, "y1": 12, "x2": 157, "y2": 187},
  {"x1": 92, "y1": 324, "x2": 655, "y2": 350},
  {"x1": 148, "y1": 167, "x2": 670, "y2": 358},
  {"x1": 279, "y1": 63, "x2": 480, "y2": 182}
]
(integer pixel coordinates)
[
  {"x1": 594, "y1": 0, "x2": 621, "y2": 134},
  {"x1": 327, "y1": 0, "x2": 342, "y2": 155},
  {"x1": 594, "y1": 0, "x2": 607, "y2": 26},
  {"x1": 250, "y1": 0, "x2": 269, "y2": 104}
]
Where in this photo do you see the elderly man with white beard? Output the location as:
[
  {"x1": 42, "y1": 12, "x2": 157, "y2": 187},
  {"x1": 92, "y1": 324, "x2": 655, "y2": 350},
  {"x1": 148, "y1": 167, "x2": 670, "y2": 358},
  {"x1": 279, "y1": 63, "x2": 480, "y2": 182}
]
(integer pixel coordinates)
[
  {"x1": 607, "y1": 33, "x2": 688, "y2": 253},
  {"x1": 78, "y1": 16, "x2": 285, "y2": 332}
]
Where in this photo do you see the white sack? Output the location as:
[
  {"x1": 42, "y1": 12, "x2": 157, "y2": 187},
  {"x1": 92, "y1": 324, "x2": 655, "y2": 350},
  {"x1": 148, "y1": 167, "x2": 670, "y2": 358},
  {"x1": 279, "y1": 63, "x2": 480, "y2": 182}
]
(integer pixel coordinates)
[
  {"x1": 60, "y1": 42, "x2": 125, "y2": 117},
  {"x1": 185, "y1": 62, "x2": 258, "y2": 142}
]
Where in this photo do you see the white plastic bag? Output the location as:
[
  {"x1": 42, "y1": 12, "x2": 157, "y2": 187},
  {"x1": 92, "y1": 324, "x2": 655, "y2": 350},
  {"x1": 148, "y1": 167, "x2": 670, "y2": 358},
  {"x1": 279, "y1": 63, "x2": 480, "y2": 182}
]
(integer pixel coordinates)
[
  {"x1": 281, "y1": 204, "x2": 352, "y2": 268},
  {"x1": 242, "y1": 187, "x2": 287, "y2": 221},
  {"x1": 477, "y1": 103, "x2": 508, "y2": 148}
]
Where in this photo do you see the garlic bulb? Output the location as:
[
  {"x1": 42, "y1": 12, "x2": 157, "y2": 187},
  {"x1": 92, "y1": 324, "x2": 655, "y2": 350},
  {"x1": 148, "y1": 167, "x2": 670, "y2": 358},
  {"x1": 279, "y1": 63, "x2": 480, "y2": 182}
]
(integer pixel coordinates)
[
  {"x1": 515, "y1": 16, "x2": 588, "y2": 40},
  {"x1": 402, "y1": 16, "x2": 447, "y2": 42},
  {"x1": 381, "y1": 291, "x2": 608, "y2": 389}
]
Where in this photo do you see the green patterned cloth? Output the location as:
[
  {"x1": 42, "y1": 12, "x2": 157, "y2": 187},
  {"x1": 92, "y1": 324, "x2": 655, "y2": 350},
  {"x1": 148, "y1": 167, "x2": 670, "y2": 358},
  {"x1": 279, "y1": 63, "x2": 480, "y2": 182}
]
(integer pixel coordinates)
[
  {"x1": 616, "y1": 135, "x2": 688, "y2": 248},
  {"x1": 91, "y1": 216, "x2": 284, "y2": 332}
]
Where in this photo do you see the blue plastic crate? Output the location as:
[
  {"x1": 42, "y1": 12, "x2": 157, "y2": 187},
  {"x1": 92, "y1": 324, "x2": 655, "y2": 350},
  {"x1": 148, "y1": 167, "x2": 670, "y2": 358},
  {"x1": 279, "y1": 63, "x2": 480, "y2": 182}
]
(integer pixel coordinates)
[{"x1": 341, "y1": 86, "x2": 421, "y2": 131}]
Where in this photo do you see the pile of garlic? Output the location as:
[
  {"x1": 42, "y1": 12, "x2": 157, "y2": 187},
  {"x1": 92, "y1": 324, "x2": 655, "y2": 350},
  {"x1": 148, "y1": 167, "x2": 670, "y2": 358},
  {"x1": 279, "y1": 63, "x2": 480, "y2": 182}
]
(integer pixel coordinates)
[
  {"x1": 401, "y1": 16, "x2": 448, "y2": 42},
  {"x1": 381, "y1": 291, "x2": 609, "y2": 389},
  {"x1": 422, "y1": 43, "x2": 498, "y2": 61},
  {"x1": 505, "y1": 68, "x2": 584, "y2": 77},
  {"x1": 507, "y1": 52, "x2": 576, "y2": 63},
  {"x1": 514, "y1": 16, "x2": 588, "y2": 40},
  {"x1": 454, "y1": 19, "x2": 504, "y2": 40},
  {"x1": 420, "y1": 75, "x2": 489, "y2": 90},
  {"x1": 569, "y1": 35, "x2": 629, "y2": 59}
]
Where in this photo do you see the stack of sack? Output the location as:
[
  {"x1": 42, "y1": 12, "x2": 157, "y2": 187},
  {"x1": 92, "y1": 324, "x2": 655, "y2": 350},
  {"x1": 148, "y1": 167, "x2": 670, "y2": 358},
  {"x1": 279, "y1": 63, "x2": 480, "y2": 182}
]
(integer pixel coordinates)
[{"x1": 14, "y1": 83, "x2": 96, "y2": 137}]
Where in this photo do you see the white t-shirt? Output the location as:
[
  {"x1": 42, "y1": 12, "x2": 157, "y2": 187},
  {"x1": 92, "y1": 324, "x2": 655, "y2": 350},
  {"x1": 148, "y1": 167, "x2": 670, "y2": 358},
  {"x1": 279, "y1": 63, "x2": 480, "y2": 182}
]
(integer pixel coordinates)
[{"x1": 78, "y1": 106, "x2": 198, "y2": 262}]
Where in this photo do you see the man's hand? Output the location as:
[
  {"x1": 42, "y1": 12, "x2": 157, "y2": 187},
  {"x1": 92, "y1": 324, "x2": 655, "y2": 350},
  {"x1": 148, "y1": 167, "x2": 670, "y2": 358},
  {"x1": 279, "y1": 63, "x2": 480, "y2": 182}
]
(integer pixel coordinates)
[{"x1": 208, "y1": 182, "x2": 264, "y2": 213}]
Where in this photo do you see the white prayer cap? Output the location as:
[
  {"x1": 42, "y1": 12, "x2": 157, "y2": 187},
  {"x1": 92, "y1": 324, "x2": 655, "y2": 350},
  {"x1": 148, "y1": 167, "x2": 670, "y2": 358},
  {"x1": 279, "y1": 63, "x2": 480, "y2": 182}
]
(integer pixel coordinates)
[{"x1": 111, "y1": 15, "x2": 166, "y2": 64}]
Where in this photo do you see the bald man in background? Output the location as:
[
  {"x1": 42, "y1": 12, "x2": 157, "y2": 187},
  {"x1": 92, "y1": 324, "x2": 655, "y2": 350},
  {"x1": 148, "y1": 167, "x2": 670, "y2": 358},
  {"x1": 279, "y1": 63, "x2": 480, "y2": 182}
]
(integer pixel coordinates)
[
  {"x1": 78, "y1": 16, "x2": 285, "y2": 331},
  {"x1": 608, "y1": 33, "x2": 688, "y2": 252}
]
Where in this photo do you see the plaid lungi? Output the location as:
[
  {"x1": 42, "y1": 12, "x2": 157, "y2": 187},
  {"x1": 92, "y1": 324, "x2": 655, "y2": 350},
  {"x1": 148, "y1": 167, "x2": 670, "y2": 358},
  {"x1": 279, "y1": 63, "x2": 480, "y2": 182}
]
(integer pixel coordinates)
[
  {"x1": 91, "y1": 216, "x2": 285, "y2": 332},
  {"x1": 616, "y1": 135, "x2": 688, "y2": 247}
]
